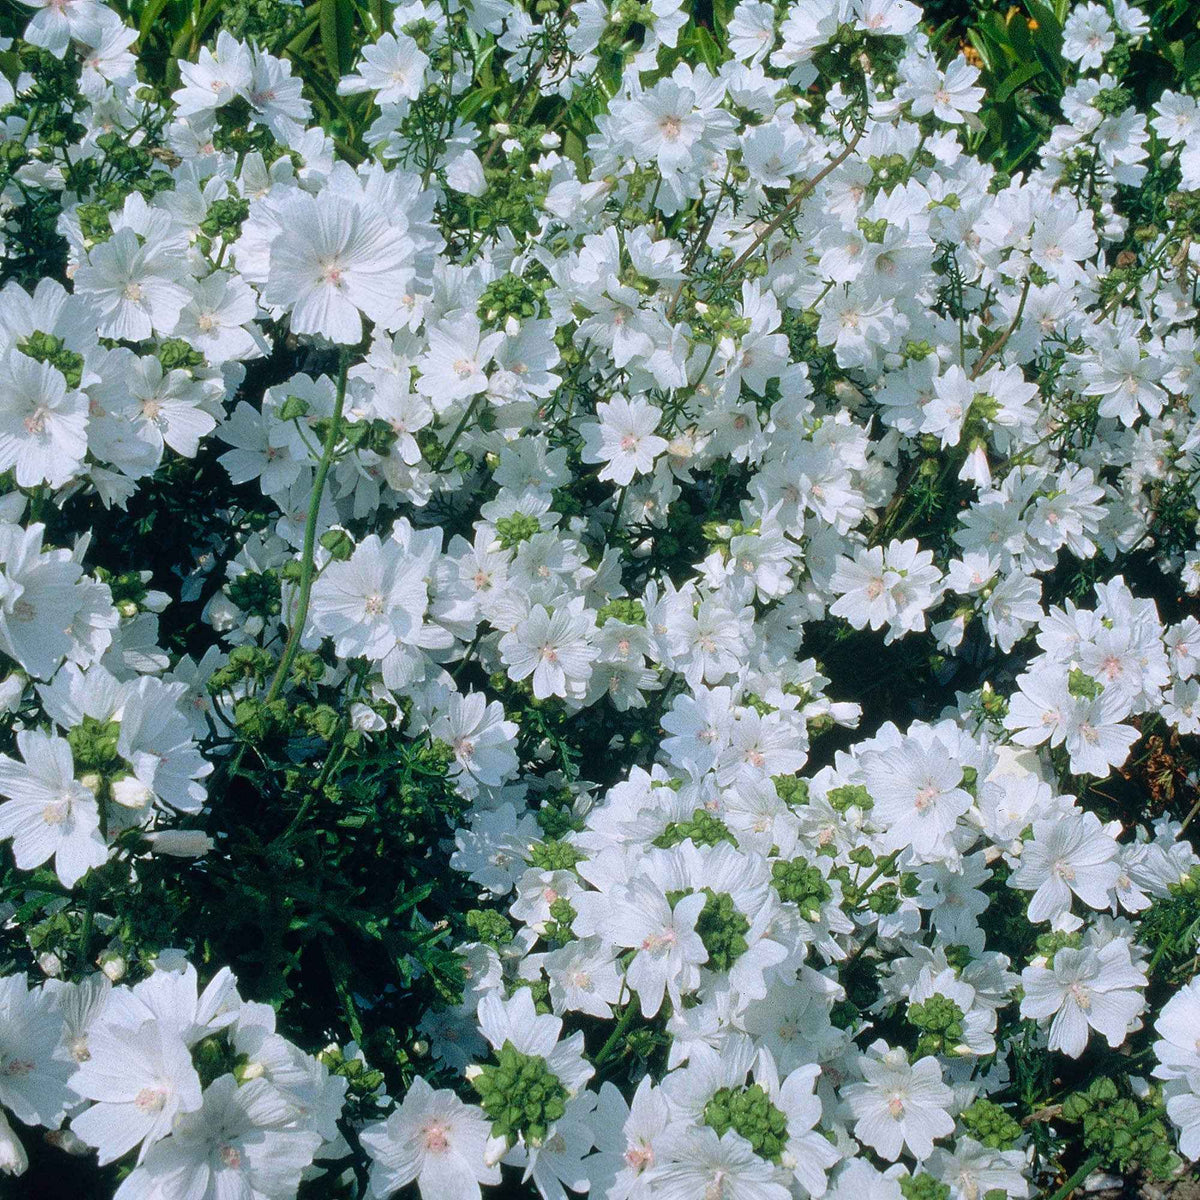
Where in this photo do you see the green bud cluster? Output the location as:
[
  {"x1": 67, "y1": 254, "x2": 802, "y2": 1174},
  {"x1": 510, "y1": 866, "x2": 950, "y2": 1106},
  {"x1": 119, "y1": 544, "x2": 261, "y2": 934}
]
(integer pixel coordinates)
[
  {"x1": 669, "y1": 888, "x2": 750, "y2": 971},
  {"x1": 157, "y1": 339, "x2": 206, "y2": 372},
  {"x1": 466, "y1": 908, "x2": 514, "y2": 947},
  {"x1": 1092, "y1": 86, "x2": 1131, "y2": 117},
  {"x1": 472, "y1": 1041, "x2": 569, "y2": 1144},
  {"x1": 67, "y1": 715, "x2": 122, "y2": 773},
  {"x1": 233, "y1": 696, "x2": 289, "y2": 742},
  {"x1": 866, "y1": 882, "x2": 902, "y2": 915},
  {"x1": 192, "y1": 1033, "x2": 248, "y2": 1088},
  {"x1": 771, "y1": 860, "x2": 832, "y2": 919},
  {"x1": 199, "y1": 196, "x2": 250, "y2": 241},
  {"x1": 293, "y1": 703, "x2": 340, "y2": 740},
  {"x1": 703, "y1": 1083, "x2": 788, "y2": 1162},
  {"x1": 1035, "y1": 929, "x2": 1082, "y2": 958},
  {"x1": 208, "y1": 645, "x2": 276, "y2": 693},
  {"x1": 543, "y1": 896, "x2": 578, "y2": 944},
  {"x1": 1067, "y1": 668, "x2": 1102, "y2": 699},
  {"x1": 827, "y1": 784, "x2": 872, "y2": 812},
  {"x1": 1061, "y1": 1078, "x2": 1179, "y2": 1180},
  {"x1": 76, "y1": 201, "x2": 113, "y2": 244},
  {"x1": 596, "y1": 598, "x2": 646, "y2": 626},
  {"x1": 319, "y1": 1045, "x2": 386, "y2": 1097},
  {"x1": 774, "y1": 776, "x2": 810, "y2": 807},
  {"x1": 478, "y1": 273, "x2": 546, "y2": 327},
  {"x1": 654, "y1": 809, "x2": 737, "y2": 850},
  {"x1": 908, "y1": 994, "x2": 965, "y2": 1057},
  {"x1": 227, "y1": 568, "x2": 282, "y2": 619},
  {"x1": 857, "y1": 216, "x2": 889, "y2": 244},
  {"x1": 959, "y1": 1098, "x2": 1022, "y2": 1150},
  {"x1": 319, "y1": 530, "x2": 356, "y2": 561},
  {"x1": 899, "y1": 1174, "x2": 951, "y2": 1200},
  {"x1": 495, "y1": 512, "x2": 542, "y2": 548},
  {"x1": 528, "y1": 839, "x2": 585, "y2": 871},
  {"x1": 20, "y1": 331, "x2": 84, "y2": 388}
]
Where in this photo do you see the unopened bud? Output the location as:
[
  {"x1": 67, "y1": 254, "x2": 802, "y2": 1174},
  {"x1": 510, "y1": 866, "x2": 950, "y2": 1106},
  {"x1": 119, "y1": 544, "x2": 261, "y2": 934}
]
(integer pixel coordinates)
[
  {"x1": 0, "y1": 1112, "x2": 26, "y2": 1176},
  {"x1": 145, "y1": 830, "x2": 214, "y2": 858},
  {"x1": 98, "y1": 952, "x2": 126, "y2": 983}
]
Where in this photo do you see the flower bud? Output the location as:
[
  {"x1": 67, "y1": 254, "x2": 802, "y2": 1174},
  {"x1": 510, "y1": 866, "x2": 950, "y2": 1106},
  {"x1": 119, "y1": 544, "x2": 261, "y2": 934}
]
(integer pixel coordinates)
[
  {"x1": 112, "y1": 775, "x2": 153, "y2": 809},
  {"x1": 99, "y1": 951, "x2": 126, "y2": 982},
  {"x1": 145, "y1": 830, "x2": 214, "y2": 858},
  {"x1": 0, "y1": 1112, "x2": 26, "y2": 1177},
  {"x1": 235, "y1": 1060, "x2": 266, "y2": 1083}
]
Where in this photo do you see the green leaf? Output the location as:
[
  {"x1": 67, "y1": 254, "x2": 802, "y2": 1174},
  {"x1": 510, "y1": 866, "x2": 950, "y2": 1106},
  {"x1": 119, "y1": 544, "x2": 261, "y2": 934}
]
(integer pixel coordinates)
[
  {"x1": 457, "y1": 86, "x2": 497, "y2": 123},
  {"x1": 694, "y1": 26, "x2": 723, "y2": 72},
  {"x1": 995, "y1": 62, "x2": 1043, "y2": 102},
  {"x1": 320, "y1": 0, "x2": 357, "y2": 79},
  {"x1": 137, "y1": 0, "x2": 173, "y2": 45}
]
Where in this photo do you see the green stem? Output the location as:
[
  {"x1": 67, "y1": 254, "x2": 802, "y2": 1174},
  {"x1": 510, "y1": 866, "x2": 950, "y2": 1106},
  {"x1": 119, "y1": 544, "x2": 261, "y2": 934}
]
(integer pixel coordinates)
[
  {"x1": 853, "y1": 850, "x2": 900, "y2": 902},
  {"x1": 264, "y1": 351, "x2": 351, "y2": 705},
  {"x1": 77, "y1": 882, "x2": 97, "y2": 970},
  {"x1": 432, "y1": 393, "x2": 483, "y2": 472},
  {"x1": 593, "y1": 994, "x2": 639, "y2": 1068}
]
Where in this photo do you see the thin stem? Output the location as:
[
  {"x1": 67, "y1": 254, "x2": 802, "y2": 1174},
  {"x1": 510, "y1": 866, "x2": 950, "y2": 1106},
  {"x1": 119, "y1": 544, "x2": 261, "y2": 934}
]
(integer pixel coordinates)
[
  {"x1": 970, "y1": 275, "x2": 1031, "y2": 379},
  {"x1": 433, "y1": 393, "x2": 483, "y2": 472},
  {"x1": 593, "y1": 992, "x2": 639, "y2": 1068},
  {"x1": 264, "y1": 351, "x2": 352, "y2": 705},
  {"x1": 721, "y1": 120, "x2": 866, "y2": 281}
]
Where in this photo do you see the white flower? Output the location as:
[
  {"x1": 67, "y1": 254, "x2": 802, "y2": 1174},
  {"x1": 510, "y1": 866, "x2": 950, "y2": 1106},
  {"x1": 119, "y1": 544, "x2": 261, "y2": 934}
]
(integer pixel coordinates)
[
  {"x1": 114, "y1": 1075, "x2": 322, "y2": 1199},
  {"x1": 899, "y1": 55, "x2": 984, "y2": 124},
  {"x1": 70, "y1": 1017, "x2": 203, "y2": 1164},
  {"x1": 1154, "y1": 978, "x2": 1200, "y2": 1081},
  {"x1": 431, "y1": 691, "x2": 519, "y2": 792},
  {"x1": 263, "y1": 192, "x2": 413, "y2": 343},
  {"x1": 0, "y1": 974, "x2": 75, "y2": 1128},
  {"x1": 499, "y1": 603, "x2": 595, "y2": 701},
  {"x1": 73, "y1": 228, "x2": 190, "y2": 342},
  {"x1": 338, "y1": 32, "x2": 430, "y2": 105},
  {"x1": 862, "y1": 736, "x2": 973, "y2": 856},
  {"x1": 1019, "y1": 940, "x2": 1147, "y2": 1058},
  {"x1": 0, "y1": 1109, "x2": 27, "y2": 1177},
  {"x1": 648, "y1": 1124, "x2": 791, "y2": 1200},
  {"x1": 417, "y1": 314, "x2": 505, "y2": 413},
  {"x1": 310, "y1": 533, "x2": 429, "y2": 661},
  {"x1": 0, "y1": 352, "x2": 88, "y2": 488},
  {"x1": 1008, "y1": 810, "x2": 1121, "y2": 924},
  {"x1": 0, "y1": 729, "x2": 106, "y2": 887},
  {"x1": 1062, "y1": 2, "x2": 1114, "y2": 69},
  {"x1": 580, "y1": 396, "x2": 670, "y2": 487},
  {"x1": 18, "y1": 0, "x2": 104, "y2": 56},
  {"x1": 601, "y1": 877, "x2": 708, "y2": 1017},
  {"x1": 843, "y1": 1041, "x2": 955, "y2": 1161},
  {"x1": 360, "y1": 1076, "x2": 500, "y2": 1200}
]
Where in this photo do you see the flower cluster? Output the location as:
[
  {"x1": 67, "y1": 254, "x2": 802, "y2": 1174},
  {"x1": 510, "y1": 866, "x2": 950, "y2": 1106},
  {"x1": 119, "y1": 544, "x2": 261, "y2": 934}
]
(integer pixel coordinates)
[
  {"x1": 1, "y1": 0, "x2": 1200, "y2": 1196},
  {"x1": 0, "y1": 956, "x2": 344, "y2": 1191}
]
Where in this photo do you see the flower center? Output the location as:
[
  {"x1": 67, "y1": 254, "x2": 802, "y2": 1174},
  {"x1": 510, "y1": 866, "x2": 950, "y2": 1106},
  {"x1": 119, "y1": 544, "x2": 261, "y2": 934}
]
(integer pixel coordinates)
[
  {"x1": 659, "y1": 115, "x2": 683, "y2": 141},
  {"x1": 422, "y1": 1121, "x2": 450, "y2": 1153},
  {"x1": 42, "y1": 800, "x2": 70, "y2": 826},
  {"x1": 134, "y1": 1086, "x2": 168, "y2": 1113},
  {"x1": 23, "y1": 407, "x2": 49, "y2": 435}
]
